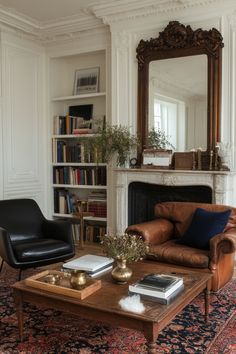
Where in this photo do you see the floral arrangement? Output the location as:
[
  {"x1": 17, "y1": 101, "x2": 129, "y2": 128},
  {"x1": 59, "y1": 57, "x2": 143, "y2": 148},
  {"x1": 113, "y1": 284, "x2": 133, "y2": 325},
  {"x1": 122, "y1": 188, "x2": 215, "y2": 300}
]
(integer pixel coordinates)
[{"x1": 100, "y1": 233, "x2": 149, "y2": 262}]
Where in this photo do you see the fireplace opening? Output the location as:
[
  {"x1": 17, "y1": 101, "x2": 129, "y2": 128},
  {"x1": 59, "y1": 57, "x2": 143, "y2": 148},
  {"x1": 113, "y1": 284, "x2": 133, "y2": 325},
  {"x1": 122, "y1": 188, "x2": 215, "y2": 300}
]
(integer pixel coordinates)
[{"x1": 128, "y1": 182, "x2": 212, "y2": 225}]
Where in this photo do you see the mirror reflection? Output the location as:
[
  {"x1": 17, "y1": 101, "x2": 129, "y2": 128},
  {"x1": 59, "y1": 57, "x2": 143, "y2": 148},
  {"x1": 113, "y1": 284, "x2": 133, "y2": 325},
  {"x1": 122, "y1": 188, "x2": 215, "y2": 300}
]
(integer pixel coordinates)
[{"x1": 149, "y1": 55, "x2": 207, "y2": 151}]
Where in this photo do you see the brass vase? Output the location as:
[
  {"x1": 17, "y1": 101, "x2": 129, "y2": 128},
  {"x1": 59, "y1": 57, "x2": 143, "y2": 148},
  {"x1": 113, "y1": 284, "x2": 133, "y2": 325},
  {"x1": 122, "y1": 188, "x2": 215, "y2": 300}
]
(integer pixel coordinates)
[{"x1": 111, "y1": 258, "x2": 132, "y2": 284}]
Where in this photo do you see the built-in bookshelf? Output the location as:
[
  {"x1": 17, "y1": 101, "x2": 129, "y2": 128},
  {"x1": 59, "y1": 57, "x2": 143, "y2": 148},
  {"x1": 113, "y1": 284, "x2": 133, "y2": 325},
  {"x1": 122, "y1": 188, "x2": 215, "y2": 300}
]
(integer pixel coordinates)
[{"x1": 50, "y1": 50, "x2": 107, "y2": 243}]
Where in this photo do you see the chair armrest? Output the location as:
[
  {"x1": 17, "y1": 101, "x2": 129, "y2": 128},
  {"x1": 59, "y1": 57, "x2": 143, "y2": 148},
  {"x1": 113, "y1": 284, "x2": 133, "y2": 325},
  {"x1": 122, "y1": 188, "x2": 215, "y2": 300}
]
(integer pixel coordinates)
[
  {"x1": 0, "y1": 227, "x2": 18, "y2": 266},
  {"x1": 43, "y1": 219, "x2": 74, "y2": 246},
  {"x1": 126, "y1": 218, "x2": 174, "y2": 245},
  {"x1": 209, "y1": 228, "x2": 236, "y2": 269}
]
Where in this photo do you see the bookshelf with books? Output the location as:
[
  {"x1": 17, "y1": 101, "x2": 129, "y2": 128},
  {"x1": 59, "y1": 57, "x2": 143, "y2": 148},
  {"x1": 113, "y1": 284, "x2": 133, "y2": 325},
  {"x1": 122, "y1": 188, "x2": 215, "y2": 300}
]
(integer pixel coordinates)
[{"x1": 50, "y1": 49, "x2": 108, "y2": 244}]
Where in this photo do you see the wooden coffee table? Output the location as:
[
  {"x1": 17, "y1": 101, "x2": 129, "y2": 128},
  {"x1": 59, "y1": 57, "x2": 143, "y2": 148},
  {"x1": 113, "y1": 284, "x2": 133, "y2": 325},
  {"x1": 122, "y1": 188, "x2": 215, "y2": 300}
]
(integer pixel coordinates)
[{"x1": 12, "y1": 260, "x2": 212, "y2": 353}]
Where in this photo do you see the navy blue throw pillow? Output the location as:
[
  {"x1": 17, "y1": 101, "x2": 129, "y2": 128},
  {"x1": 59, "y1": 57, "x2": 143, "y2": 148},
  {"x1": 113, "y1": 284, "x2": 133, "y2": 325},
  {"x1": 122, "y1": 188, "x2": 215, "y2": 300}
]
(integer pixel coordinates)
[{"x1": 176, "y1": 208, "x2": 231, "y2": 250}]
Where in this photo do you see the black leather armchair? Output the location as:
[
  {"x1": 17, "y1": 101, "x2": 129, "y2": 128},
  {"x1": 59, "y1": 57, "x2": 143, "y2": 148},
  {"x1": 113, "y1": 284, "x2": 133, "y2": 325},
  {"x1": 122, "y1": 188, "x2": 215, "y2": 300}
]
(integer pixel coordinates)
[{"x1": 0, "y1": 198, "x2": 75, "y2": 279}]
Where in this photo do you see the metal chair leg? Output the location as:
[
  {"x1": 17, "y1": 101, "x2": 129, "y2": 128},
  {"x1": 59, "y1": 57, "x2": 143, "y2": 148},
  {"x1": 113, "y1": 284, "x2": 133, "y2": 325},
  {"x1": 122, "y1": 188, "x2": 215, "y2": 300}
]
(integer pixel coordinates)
[{"x1": 0, "y1": 259, "x2": 3, "y2": 273}]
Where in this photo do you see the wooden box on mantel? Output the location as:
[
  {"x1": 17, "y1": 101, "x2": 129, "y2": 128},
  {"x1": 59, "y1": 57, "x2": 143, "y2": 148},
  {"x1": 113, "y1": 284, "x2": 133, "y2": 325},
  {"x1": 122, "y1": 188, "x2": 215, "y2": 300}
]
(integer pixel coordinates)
[{"x1": 24, "y1": 270, "x2": 101, "y2": 300}]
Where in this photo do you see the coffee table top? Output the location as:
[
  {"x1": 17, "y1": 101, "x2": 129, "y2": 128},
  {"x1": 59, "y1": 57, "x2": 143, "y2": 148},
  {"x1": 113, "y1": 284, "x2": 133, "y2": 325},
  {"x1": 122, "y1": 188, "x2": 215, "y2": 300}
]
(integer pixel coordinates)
[{"x1": 12, "y1": 259, "x2": 212, "y2": 325}]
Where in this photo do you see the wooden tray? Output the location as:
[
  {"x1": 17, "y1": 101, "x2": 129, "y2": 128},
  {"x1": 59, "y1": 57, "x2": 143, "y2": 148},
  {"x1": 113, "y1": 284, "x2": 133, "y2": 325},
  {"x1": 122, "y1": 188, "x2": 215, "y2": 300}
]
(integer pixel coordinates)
[{"x1": 24, "y1": 270, "x2": 101, "y2": 300}]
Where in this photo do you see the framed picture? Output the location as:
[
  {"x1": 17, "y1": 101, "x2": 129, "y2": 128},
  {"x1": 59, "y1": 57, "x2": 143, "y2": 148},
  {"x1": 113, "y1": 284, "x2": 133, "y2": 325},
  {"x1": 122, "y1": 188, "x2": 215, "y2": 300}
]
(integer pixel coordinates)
[{"x1": 74, "y1": 67, "x2": 99, "y2": 95}]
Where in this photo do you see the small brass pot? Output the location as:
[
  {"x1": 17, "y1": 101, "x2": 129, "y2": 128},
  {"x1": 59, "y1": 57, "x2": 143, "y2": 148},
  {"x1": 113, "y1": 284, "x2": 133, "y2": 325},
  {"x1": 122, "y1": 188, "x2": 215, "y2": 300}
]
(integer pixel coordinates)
[
  {"x1": 44, "y1": 274, "x2": 61, "y2": 285},
  {"x1": 111, "y1": 258, "x2": 132, "y2": 284},
  {"x1": 69, "y1": 270, "x2": 87, "y2": 290}
]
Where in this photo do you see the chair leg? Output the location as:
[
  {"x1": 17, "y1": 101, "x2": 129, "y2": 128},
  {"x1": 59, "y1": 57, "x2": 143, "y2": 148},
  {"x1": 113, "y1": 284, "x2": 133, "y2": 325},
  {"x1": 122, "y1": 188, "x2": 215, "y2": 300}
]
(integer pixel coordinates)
[
  {"x1": 18, "y1": 269, "x2": 22, "y2": 281},
  {"x1": 0, "y1": 259, "x2": 4, "y2": 273}
]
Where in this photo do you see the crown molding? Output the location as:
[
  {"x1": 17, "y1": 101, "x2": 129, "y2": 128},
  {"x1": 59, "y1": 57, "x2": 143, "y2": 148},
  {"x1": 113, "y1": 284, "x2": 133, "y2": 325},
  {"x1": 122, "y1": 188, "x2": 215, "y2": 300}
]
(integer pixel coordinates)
[
  {"x1": 0, "y1": 3, "x2": 106, "y2": 44},
  {"x1": 0, "y1": 0, "x2": 231, "y2": 44},
  {"x1": 91, "y1": 0, "x2": 224, "y2": 25}
]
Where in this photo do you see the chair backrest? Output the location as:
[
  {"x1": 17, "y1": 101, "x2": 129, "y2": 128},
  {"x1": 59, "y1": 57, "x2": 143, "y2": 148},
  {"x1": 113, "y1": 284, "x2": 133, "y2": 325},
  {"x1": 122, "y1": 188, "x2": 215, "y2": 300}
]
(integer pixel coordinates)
[
  {"x1": 0, "y1": 198, "x2": 45, "y2": 240},
  {"x1": 154, "y1": 201, "x2": 236, "y2": 238}
]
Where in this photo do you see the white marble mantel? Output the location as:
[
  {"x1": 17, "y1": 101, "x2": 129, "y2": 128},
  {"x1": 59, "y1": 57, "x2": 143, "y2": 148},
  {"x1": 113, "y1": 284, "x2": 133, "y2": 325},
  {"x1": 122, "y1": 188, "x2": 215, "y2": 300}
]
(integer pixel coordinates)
[{"x1": 114, "y1": 168, "x2": 236, "y2": 233}]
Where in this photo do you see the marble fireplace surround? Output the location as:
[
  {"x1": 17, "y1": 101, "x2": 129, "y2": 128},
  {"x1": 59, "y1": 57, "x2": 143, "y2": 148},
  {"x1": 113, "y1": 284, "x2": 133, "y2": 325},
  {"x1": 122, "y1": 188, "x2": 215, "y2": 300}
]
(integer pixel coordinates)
[{"x1": 114, "y1": 168, "x2": 236, "y2": 233}]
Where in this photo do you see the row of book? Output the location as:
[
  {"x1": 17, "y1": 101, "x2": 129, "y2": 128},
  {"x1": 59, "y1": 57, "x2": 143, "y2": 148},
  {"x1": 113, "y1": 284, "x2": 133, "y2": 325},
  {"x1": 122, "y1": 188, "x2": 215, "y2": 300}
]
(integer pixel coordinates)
[
  {"x1": 129, "y1": 273, "x2": 184, "y2": 304},
  {"x1": 54, "y1": 189, "x2": 78, "y2": 214},
  {"x1": 52, "y1": 140, "x2": 99, "y2": 164},
  {"x1": 53, "y1": 166, "x2": 107, "y2": 186},
  {"x1": 54, "y1": 115, "x2": 92, "y2": 135},
  {"x1": 54, "y1": 189, "x2": 107, "y2": 215}
]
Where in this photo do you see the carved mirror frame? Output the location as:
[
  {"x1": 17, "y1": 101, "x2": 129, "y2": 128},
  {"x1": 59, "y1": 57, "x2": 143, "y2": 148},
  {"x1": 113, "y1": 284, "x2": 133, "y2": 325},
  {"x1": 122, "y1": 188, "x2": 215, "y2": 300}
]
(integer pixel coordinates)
[{"x1": 137, "y1": 21, "x2": 224, "y2": 159}]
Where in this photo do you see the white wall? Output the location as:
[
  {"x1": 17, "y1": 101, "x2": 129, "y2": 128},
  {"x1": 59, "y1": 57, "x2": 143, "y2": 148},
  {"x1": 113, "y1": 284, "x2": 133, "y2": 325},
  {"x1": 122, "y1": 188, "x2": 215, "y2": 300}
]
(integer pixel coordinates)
[{"x1": 0, "y1": 31, "x2": 47, "y2": 212}]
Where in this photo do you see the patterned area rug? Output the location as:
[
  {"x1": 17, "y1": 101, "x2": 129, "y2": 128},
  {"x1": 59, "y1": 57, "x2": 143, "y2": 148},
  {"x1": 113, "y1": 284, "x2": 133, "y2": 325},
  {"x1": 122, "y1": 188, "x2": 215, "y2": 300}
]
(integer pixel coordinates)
[{"x1": 0, "y1": 265, "x2": 235, "y2": 354}]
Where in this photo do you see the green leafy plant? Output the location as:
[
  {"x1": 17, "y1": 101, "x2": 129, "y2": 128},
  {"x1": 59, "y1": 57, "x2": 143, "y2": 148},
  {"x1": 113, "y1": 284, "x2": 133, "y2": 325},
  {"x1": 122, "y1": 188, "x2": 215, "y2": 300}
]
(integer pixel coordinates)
[
  {"x1": 100, "y1": 233, "x2": 149, "y2": 262},
  {"x1": 147, "y1": 127, "x2": 175, "y2": 150},
  {"x1": 82, "y1": 123, "x2": 139, "y2": 166}
]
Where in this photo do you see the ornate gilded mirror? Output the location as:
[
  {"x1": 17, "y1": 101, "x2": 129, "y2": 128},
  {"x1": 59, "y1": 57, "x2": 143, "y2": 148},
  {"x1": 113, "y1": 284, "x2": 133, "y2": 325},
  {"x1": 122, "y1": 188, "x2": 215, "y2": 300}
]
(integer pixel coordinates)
[{"x1": 137, "y1": 21, "x2": 224, "y2": 157}]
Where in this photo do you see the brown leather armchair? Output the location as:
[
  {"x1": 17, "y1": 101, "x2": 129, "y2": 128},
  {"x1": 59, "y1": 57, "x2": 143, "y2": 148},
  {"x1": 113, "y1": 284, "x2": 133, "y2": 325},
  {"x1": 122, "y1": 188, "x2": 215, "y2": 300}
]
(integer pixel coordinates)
[{"x1": 126, "y1": 202, "x2": 236, "y2": 291}]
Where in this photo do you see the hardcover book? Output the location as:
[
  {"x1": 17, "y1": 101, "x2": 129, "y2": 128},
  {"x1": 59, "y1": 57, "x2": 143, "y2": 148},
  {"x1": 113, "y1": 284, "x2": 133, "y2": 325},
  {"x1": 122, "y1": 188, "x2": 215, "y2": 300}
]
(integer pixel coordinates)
[
  {"x1": 129, "y1": 284, "x2": 184, "y2": 305},
  {"x1": 62, "y1": 254, "x2": 113, "y2": 273},
  {"x1": 128, "y1": 274, "x2": 183, "y2": 299}
]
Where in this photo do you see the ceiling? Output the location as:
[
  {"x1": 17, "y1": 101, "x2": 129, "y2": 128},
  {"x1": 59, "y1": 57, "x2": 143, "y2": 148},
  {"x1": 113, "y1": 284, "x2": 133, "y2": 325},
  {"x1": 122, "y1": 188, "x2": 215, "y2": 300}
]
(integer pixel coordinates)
[{"x1": 0, "y1": 0, "x2": 111, "y2": 23}]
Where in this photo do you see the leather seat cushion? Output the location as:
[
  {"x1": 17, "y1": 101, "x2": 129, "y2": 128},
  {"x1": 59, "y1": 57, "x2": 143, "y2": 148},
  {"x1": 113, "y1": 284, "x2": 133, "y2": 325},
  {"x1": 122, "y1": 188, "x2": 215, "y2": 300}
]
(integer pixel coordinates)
[
  {"x1": 13, "y1": 239, "x2": 72, "y2": 262},
  {"x1": 147, "y1": 239, "x2": 210, "y2": 268}
]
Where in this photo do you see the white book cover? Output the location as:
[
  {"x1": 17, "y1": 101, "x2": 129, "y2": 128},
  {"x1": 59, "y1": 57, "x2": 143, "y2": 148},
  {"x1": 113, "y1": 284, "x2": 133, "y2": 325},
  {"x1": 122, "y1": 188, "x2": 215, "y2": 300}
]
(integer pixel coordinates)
[{"x1": 63, "y1": 254, "x2": 114, "y2": 272}]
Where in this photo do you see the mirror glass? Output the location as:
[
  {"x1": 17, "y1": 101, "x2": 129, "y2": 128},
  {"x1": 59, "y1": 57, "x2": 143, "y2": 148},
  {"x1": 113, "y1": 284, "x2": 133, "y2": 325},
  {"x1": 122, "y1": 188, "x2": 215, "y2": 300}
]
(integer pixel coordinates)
[{"x1": 149, "y1": 55, "x2": 207, "y2": 151}]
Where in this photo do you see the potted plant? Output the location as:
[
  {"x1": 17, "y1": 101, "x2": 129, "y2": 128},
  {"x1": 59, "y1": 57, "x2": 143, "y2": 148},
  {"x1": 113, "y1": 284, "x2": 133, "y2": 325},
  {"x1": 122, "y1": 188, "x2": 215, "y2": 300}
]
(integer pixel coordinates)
[
  {"x1": 100, "y1": 233, "x2": 149, "y2": 284},
  {"x1": 82, "y1": 123, "x2": 139, "y2": 167},
  {"x1": 146, "y1": 127, "x2": 174, "y2": 150}
]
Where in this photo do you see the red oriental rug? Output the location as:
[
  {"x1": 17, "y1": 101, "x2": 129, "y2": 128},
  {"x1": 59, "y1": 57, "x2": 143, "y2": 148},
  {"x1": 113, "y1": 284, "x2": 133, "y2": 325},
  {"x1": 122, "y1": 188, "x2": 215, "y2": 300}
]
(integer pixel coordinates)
[{"x1": 0, "y1": 265, "x2": 235, "y2": 353}]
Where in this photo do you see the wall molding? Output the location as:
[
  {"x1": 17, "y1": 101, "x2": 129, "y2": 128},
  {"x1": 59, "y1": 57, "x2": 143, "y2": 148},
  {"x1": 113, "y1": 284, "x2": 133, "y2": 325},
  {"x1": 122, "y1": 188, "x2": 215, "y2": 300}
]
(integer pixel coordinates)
[{"x1": 0, "y1": 0, "x2": 230, "y2": 44}]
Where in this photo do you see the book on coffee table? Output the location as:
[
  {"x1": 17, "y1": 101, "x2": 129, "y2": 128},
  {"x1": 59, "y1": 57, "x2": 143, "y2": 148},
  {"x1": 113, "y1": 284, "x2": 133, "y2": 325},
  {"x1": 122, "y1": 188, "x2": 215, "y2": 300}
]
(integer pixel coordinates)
[
  {"x1": 129, "y1": 273, "x2": 183, "y2": 299},
  {"x1": 129, "y1": 284, "x2": 184, "y2": 305},
  {"x1": 62, "y1": 254, "x2": 114, "y2": 277}
]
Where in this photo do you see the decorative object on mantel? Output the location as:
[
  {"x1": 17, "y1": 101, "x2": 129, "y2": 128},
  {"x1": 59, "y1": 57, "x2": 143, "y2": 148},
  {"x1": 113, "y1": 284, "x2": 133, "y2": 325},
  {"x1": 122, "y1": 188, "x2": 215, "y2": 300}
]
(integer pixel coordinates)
[
  {"x1": 216, "y1": 142, "x2": 231, "y2": 171},
  {"x1": 142, "y1": 148, "x2": 172, "y2": 169},
  {"x1": 142, "y1": 128, "x2": 174, "y2": 168},
  {"x1": 146, "y1": 128, "x2": 174, "y2": 150},
  {"x1": 173, "y1": 148, "x2": 222, "y2": 171},
  {"x1": 100, "y1": 233, "x2": 149, "y2": 284}
]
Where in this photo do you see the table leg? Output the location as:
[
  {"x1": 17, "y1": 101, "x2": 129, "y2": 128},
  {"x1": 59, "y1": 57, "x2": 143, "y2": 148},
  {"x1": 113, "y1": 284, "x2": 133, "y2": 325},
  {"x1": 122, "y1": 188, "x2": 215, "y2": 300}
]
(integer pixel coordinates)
[
  {"x1": 144, "y1": 324, "x2": 158, "y2": 353},
  {"x1": 13, "y1": 289, "x2": 24, "y2": 341},
  {"x1": 146, "y1": 341, "x2": 158, "y2": 353},
  {"x1": 204, "y1": 280, "x2": 211, "y2": 322}
]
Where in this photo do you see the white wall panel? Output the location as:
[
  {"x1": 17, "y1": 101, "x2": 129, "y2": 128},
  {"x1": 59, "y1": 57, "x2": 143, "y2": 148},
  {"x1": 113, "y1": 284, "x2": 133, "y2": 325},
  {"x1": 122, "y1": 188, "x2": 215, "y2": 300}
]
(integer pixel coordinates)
[{"x1": 1, "y1": 35, "x2": 47, "y2": 212}]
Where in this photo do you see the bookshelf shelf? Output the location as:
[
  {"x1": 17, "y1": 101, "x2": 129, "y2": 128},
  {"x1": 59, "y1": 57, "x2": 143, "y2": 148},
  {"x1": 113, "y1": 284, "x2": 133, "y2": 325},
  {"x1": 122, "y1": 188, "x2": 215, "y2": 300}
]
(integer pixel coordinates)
[
  {"x1": 52, "y1": 162, "x2": 106, "y2": 167},
  {"x1": 52, "y1": 134, "x2": 95, "y2": 139},
  {"x1": 53, "y1": 213, "x2": 107, "y2": 222},
  {"x1": 52, "y1": 92, "x2": 106, "y2": 102},
  {"x1": 52, "y1": 184, "x2": 107, "y2": 189}
]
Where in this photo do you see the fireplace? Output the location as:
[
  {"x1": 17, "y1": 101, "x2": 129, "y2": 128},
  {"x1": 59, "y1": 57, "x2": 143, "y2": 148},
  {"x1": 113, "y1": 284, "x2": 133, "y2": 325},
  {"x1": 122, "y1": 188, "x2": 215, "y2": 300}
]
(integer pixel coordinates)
[
  {"x1": 113, "y1": 168, "x2": 236, "y2": 233},
  {"x1": 128, "y1": 182, "x2": 212, "y2": 225}
]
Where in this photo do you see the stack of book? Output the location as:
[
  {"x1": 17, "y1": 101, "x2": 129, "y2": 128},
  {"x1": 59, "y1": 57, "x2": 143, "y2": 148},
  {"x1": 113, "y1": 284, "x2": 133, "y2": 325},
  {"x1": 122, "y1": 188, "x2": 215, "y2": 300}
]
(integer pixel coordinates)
[
  {"x1": 129, "y1": 273, "x2": 184, "y2": 304},
  {"x1": 62, "y1": 254, "x2": 114, "y2": 278}
]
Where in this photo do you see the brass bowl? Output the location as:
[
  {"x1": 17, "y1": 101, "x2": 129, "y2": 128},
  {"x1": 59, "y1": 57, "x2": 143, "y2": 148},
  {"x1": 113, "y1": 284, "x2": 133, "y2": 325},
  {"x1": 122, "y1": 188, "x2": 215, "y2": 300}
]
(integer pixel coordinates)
[{"x1": 44, "y1": 274, "x2": 61, "y2": 285}]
